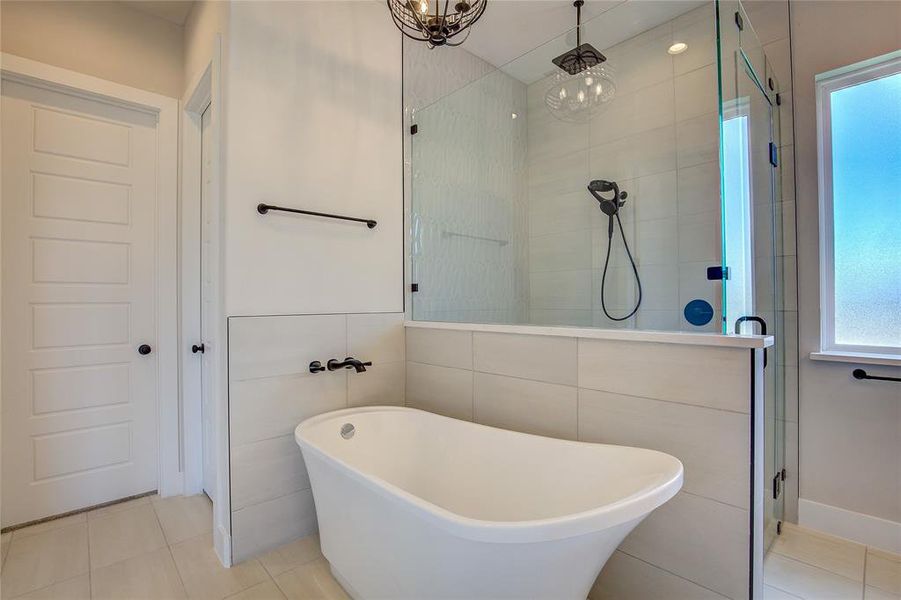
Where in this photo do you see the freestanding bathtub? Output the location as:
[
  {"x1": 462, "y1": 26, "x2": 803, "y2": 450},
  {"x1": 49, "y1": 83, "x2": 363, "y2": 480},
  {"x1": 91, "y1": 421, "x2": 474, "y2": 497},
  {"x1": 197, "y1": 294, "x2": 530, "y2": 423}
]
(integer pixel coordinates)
[{"x1": 295, "y1": 406, "x2": 683, "y2": 599}]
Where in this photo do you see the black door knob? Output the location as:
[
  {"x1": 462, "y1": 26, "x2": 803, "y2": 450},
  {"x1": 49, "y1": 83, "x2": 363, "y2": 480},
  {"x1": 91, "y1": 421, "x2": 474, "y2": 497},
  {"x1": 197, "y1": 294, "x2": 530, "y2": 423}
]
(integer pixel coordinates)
[
  {"x1": 192, "y1": 343, "x2": 205, "y2": 354},
  {"x1": 138, "y1": 344, "x2": 152, "y2": 355}
]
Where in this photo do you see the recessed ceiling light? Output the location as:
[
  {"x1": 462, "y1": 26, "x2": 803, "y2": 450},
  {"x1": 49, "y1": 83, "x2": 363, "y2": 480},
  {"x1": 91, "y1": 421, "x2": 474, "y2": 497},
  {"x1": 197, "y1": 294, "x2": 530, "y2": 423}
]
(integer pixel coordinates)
[
  {"x1": 668, "y1": 42, "x2": 688, "y2": 55},
  {"x1": 511, "y1": 112, "x2": 518, "y2": 119}
]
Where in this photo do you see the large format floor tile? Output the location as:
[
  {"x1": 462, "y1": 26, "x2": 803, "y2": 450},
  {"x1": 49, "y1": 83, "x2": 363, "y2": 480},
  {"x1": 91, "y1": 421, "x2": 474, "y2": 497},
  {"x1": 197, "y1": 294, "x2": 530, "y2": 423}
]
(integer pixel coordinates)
[
  {"x1": 258, "y1": 534, "x2": 322, "y2": 577},
  {"x1": 152, "y1": 494, "x2": 213, "y2": 546},
  {"x1": 87, "y1": 504, "x2": 167, "y2": 569},
  {"x1": 12, "y1": 574, "x2": 90, "y2": 600},
  {"x1": 0, "y1": 523, "x2": 89, "y2": 598},
  {"x1": 764, "y1": 524, "x2": 901, "y2": 600},
  {"x1": 772, "y1": 523, "x2": 867, "y2": 581},
  {"x1": 1, "y1": 532, "x2": 11, "y2": 567},
  {"x1": 866, "y1": 548, "x2": 901, "y2": 597},
  {"x1": 91, "y1": 547, "x2": 186, "y2": 600},
  {"x1": 764, "y1": 552, "x2": 863, "y2": 599},
  {"x1": 225, "y1": 580, "x2": 287, "y2": 600},
  {"x1": 273, "y1": 558, "x2": 349, "y2": 600},
  {"x1": 171, "y1": 533, "x2": 269, "y2": 599},
  {"x1": 9, "y1": 515, "x2": 86, "y2": 541}
]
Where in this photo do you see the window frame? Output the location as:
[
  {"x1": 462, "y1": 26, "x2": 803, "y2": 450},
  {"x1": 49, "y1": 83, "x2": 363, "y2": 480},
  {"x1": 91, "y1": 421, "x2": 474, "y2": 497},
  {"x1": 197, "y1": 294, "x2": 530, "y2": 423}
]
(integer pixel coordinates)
[{"x1": 815, "y1": 50, "x2": 901, "y2": 357}]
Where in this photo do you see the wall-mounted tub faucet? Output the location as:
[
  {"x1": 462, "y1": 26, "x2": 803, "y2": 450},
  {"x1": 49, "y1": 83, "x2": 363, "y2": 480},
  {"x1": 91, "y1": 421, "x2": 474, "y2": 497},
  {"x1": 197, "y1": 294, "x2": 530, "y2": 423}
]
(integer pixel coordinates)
[{"x1": 327, "y1": 357, "x2": 372, "y2": 373}]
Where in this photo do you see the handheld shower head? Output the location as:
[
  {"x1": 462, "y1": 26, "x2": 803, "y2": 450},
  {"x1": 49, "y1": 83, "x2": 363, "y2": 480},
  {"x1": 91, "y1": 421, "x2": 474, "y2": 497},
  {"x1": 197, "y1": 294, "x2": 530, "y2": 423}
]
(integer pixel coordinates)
[
  {"x1": 588, "y1": 178, "x2": 642, "y2": 322},
  {"x1": 588, "y1": 179, "x2": 627, "y2": 216}
]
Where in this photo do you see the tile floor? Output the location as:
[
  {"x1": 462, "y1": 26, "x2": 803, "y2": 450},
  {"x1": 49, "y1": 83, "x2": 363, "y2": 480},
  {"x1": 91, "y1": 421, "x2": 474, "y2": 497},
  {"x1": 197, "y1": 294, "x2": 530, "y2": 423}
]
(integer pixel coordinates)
[
  {"x1": 3, "y1": 502, "x2": 899, "y2": 600},
  {"x1": 764, "y1": 523, "x2": 901, "y2": 600},
  {"x1": 0, "y1": 495, "x2": 347, "y2": 600}
]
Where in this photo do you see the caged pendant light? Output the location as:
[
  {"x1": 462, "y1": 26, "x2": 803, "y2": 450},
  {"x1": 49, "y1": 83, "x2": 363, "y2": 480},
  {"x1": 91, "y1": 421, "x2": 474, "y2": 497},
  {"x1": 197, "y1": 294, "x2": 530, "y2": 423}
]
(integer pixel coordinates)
[
  {"x1": 545, "y1": 0, "x2": 616, "y2": 123},
  {"x1": 387, "y1": 0, "x2": 488, "y2": 48}
]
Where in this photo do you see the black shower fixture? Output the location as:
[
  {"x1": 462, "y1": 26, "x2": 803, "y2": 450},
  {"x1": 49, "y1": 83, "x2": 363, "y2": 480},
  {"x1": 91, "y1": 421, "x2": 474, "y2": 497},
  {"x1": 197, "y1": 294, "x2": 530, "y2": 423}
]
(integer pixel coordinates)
[
  {"x1": 387, "y1": 0, "x2": 488, "y2": 48},
  {"x1": 545, "y1": 1, "x2": 616, "y2": 123},
  {"x1": 588, "y1": 179, "x2": 642, "y2": 322},
  {"x1": 551, "y1": 0, "x2": 607, "y2": 75}
]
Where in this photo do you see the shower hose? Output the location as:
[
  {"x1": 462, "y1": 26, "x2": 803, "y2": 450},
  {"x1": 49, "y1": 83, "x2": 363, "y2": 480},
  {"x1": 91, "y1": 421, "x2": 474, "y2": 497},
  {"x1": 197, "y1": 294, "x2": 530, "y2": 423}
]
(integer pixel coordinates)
[{"x1": 600, "y1": 212, "x2": 642, "y2": 321}]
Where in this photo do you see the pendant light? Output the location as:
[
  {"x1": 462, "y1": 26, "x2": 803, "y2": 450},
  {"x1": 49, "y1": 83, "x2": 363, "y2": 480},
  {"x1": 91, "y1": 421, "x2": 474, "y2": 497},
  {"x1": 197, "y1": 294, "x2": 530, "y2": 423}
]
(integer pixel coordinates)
[
  {"x1": 387, "y1": 0, "x2": 488, "y2": 48},
  {"x1": 545, "y1": 0, "x2": 616, "y2": 123}
]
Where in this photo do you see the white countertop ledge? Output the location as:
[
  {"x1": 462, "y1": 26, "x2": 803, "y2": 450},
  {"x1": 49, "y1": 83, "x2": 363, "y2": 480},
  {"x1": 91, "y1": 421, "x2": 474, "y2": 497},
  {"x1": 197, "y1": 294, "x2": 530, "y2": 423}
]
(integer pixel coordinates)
[{"x1": 405, "y1": 321, "x2": 774, "y2": 349}]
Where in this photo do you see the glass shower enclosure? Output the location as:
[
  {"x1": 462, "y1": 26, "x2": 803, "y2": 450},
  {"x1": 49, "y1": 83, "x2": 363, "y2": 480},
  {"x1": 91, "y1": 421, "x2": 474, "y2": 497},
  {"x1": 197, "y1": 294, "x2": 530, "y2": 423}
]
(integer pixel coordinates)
[{"x1": 406, "y1": 0, "x2": 788, "y2": 549}]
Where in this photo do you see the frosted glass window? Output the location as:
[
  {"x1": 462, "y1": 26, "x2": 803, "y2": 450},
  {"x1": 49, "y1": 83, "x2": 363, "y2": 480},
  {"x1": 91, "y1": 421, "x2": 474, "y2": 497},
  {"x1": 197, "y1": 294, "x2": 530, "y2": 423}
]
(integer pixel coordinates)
[{"x1": 818, "y1": 53, "x2": 901, "y2": 353}]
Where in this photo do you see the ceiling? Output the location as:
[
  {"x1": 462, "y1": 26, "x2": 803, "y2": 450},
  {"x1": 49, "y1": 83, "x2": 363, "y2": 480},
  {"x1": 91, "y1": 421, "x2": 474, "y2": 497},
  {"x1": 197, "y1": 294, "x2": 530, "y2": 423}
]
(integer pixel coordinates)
[
  {"x1": 120, "y1": 0, "x2": 195, "y2": 25},
  {"x1": 459, "y1": 0, "x2": 708, "y2": 83}
]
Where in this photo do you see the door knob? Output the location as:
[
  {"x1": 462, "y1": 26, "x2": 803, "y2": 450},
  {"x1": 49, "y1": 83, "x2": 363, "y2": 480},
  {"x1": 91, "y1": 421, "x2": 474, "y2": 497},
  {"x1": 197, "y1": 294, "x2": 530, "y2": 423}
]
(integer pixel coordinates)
[
  {"x1": 192, "y1": 343, "x2": 205, "y2": 354},
  {"x1": 138, "y1": 344, "x2": 152, "y2": 355}
]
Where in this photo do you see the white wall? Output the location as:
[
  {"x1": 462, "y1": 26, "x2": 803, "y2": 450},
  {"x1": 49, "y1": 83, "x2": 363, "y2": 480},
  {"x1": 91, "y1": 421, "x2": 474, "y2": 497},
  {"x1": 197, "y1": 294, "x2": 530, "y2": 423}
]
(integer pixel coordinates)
[
  {"x1": 223, "y1": 0, "x2": 402, "y2": 317},
  {"x1": 790, "y1": 0, "x2": 901, "y2": 544},
  {"x1": 0, "y1": 0, "x2": 184, "y2": 98},
  {"x1": 183, "y1": 0, "x2": 228, "y2": 96},
  {"x1": 218, "y1": 1, "x2": 406, "y2": 563}
]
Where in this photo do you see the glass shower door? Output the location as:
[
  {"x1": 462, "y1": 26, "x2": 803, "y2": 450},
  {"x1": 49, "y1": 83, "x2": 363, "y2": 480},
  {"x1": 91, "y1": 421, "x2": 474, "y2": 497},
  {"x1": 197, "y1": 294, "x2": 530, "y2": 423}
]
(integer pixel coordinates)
[{"x1": 718, "y1": 0, "x2": 785, "y2": 552}]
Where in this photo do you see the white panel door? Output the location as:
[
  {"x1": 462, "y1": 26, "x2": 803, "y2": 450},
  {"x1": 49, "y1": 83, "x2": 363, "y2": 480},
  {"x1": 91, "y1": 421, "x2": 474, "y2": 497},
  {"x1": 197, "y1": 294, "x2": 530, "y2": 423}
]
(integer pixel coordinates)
[{"x1": 1, "y1": 79, "x2": 159, "y2": 527}]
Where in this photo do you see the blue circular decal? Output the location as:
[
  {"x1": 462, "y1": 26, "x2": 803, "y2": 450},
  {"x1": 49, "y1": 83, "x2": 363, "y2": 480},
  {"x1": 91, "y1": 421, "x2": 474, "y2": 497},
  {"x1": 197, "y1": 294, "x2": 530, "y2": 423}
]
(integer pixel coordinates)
[{"x1": 684, "y1": 299, "x2": 714, "y2": 326}]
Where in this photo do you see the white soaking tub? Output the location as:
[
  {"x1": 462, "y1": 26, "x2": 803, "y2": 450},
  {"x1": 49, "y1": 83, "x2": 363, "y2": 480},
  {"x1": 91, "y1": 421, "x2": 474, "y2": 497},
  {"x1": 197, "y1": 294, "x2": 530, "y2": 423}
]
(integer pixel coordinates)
[{"x1": 295, "y1": 406, "x2": 683, "y2": 599}]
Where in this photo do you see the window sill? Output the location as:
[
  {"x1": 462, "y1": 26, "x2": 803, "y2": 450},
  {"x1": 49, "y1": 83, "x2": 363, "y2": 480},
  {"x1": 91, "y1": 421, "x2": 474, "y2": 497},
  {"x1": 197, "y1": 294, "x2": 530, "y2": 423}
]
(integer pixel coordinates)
[{"x1": 810, "y1": 351, "x2": 901, "y2": 368}]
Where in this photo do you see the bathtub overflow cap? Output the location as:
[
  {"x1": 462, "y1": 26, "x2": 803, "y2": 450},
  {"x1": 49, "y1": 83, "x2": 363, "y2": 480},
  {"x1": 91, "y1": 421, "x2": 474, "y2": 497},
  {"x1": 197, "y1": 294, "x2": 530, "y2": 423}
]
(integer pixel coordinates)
[{"x1": 340, "y1": 423, "x2": 355, "y2": 439}]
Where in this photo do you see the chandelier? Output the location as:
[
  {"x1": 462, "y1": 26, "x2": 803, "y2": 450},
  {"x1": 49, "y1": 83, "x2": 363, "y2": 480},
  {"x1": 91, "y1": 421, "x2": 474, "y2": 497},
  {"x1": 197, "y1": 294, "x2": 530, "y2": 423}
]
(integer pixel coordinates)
[
  {"x1": 387, "y1": 0, "x2": 488, "y2": 48},
  {"x1": 545, "y1": 0, "x2": 616, "y2": 123}
]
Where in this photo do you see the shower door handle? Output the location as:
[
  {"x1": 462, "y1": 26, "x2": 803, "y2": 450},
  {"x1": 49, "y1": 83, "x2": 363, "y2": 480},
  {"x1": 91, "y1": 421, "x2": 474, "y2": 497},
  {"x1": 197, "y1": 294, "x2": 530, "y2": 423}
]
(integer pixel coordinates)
[{"x1": 735, "y1": 316, "x2": 768, "y2": 367}]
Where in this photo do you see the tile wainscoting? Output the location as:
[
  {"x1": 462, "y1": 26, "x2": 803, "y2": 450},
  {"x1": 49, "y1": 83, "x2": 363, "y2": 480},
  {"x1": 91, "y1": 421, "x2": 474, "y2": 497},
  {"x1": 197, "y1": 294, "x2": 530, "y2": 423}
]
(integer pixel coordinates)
[
  {"x1": 405, "y1": 322, "x2": 769, "y2": 600},
  {"x1": 227, "y1": 313, "x2": 405, "y2": 563}
]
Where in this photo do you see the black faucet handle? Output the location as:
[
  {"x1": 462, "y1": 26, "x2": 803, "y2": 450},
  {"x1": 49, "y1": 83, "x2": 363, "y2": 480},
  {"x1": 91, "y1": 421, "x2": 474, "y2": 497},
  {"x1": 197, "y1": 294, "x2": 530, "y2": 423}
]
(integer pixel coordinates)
[{"x1": 309, "y1": 361, "x2": 326, "y2": 373}]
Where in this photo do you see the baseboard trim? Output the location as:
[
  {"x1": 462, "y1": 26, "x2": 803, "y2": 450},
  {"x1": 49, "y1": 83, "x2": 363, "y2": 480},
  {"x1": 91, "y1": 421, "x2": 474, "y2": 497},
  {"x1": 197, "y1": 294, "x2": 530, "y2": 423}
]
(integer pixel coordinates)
[{"x1": 798, "y1": 498, "x2": 901, "y2": 554}]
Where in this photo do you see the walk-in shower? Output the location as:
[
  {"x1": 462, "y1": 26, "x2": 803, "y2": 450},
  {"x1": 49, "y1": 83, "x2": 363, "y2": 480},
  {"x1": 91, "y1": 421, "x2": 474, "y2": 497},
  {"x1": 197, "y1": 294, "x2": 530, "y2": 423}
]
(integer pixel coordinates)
[{"x1": 405, "y1": 0, "x2": 797, "y2": 554}]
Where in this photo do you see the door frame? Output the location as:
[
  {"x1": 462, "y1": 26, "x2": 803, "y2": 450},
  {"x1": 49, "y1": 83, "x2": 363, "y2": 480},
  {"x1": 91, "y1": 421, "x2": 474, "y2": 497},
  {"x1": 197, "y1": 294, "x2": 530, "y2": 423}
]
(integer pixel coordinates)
[
  {"x1": 179, "y1": 36, "x2": 232, "y2": 566},
  {"x1": 0, "y1": 53, "x2": 181, "y2": 497}
]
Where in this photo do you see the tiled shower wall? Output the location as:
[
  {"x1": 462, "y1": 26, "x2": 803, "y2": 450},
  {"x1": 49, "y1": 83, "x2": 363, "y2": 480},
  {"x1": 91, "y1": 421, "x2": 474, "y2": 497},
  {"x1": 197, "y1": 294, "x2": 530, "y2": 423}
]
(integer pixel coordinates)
[
  {"x1": 406, "y1": 42, "x2": 530, "y2": 324},
  {"x1": 227, "y1": 313, "x2": 405, "y2": 563},
  {"x1": 526, "y1": 4, "x2": 723, "y2": 332},
  {"x1": 405, "y1": 324, "x2": 762, "y2": 599}
]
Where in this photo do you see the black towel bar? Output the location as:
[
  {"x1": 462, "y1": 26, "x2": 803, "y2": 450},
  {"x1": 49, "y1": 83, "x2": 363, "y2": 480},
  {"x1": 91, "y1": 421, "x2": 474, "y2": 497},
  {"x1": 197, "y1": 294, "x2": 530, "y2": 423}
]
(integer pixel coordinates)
[
  {"x1": 257, "y1": 203, "x2": 376, "y2": 229},
  {"x1": 852, "y1": 369, "x2": 901, "y2": 383}
]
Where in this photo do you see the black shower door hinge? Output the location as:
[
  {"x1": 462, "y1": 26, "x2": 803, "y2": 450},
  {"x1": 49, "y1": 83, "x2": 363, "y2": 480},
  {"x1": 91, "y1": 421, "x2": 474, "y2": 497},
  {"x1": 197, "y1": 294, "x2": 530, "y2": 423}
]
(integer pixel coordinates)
[
  {"x1": 769, "y1": 142, "x2": 779, "y2": 167},
  {"x1": 706, "y1": 265, "x2": 730, "y2": 280},
  {"x1": 410, "y1": 124, "x2": 418, "y2": 135},
  {"x1": 411, "y1": 283, "x2": 419, "y2": 292},
  {"x1": 735, "y1": 11, "x2": 744, "y2": 31}
]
